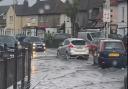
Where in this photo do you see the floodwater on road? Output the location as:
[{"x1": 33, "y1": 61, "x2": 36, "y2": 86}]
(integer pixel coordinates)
[{"x1": 30, "y1": 49, "x2": 126, "y2": 89}]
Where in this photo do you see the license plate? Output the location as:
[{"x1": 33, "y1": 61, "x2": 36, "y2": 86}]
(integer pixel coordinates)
[
  {"x1": 37, "y1": 46, "x2": 42, "y2": 48},
  {"x1": 77, "y1": 47, "x2": 82, "y2": 49},
  {"x1": 109, "y1": 53, "x2": 119, "y2": 57},
  {"x1": 112, "y1": 60, "x2": 117, "y2": 66}
]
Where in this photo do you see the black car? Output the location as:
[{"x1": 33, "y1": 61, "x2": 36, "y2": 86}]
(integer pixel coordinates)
[
  {"x1": 0, "y1": 35, "x2": 21, "y2": 58},
  {"x1": 21, "y1": 36, "x2": 46, "y2": 52}
]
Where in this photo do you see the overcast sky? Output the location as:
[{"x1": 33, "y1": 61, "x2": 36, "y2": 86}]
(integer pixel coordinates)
[{"x1": 0, "y1": 0, "x2": 66, "y2": 6}]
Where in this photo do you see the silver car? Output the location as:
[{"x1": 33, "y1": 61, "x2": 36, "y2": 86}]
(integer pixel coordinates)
[{"x1": 57, "y1": 38, "x2": 89, "y2": 60}]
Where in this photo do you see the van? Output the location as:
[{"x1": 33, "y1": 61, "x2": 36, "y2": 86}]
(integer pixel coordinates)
[
  {"x1": 77, "y1": 31, "x2": 104, "y2": 53},
  {"x1": 78, "y1": 31, "x2": 104, "y2": 42}
]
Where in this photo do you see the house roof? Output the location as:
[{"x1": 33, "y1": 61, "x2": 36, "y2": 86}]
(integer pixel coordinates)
[
  {"x1": 13, "y1": 4, "x2": 30, "y2": 16},
  {"x1": 29, "y1": 0, "x2": 66, "y2": 15},
  {"x1": 0, "y1": 5, "x2": 10, "y2": 16},
  {"x1": 11, "y1": 0, "x2": 66, "y2": 16}
]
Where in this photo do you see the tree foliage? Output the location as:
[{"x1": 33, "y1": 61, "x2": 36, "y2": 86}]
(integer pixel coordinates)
[
  {"x1": 65, "y1": 0, "x2": 80, "y2": 37},
  {"x1": 65, "y1": 0, "x2": 80, "y2": 22}
]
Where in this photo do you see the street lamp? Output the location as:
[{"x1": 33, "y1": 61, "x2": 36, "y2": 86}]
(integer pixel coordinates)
[{"x1": 13, "y1": 0, "x2": 16, "y2": 35}]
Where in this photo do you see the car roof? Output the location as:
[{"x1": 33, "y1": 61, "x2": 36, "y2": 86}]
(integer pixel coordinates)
[
  {"x1": 101, "y1": 39, "x2": 122, "y2": 42},
  {"x1": 66, "y1": 38, "x2": 85, "y2": 41}
]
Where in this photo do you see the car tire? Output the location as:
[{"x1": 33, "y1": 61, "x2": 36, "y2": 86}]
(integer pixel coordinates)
[
  {"x1": 56, "y1": 51, "x2": 60, "y2": 58},
  {"x1": 98, "y1": 59, "x2": 106, "y2": 69},
  {"x1": 65, "y1": 53, "x2": 70, "y2": 60}
]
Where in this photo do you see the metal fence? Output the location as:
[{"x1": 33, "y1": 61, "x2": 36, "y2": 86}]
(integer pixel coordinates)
[{"x1": 0, "y1": 44, "x2": 32, "y2": 89}]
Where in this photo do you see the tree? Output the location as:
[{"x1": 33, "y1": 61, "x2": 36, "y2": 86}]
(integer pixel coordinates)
[{"x1": 65, "y1": 0, "x2": 80, "y2": 37}]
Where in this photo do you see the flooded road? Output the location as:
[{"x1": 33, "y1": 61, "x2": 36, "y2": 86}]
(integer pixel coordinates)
[{"x1": 30, "y1": 49, "x2": 126, "y2": 89}]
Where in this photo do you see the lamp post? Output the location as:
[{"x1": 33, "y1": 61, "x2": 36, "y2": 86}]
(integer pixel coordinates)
[
  {"x1": 103, "y1": 0, "x2": 110, "y2": 38},
  {"x1": 13, "y1": 0, "x2": 16, "y2": 36}
]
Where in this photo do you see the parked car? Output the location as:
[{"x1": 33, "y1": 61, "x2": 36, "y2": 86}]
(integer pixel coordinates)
[
  {"x1": 124, "y1": 75, "x2": 127, "y2": 89},
  {"x1": 93, "y1": 39, "x2": 127, "y2": 68},
  {"x1": 0, "y1": 35, "x2": 21, "y2": 58},
  {"x1": 57, "y1": 38, "x2": 89, "y2": 60},
  {"x1": 21, "y1": 36, "x2": 46, "y2": 52}
]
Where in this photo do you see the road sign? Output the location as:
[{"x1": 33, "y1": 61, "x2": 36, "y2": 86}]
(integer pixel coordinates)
[{"x1": 103, "y1": 9, "x2": 111, "y2": 22}]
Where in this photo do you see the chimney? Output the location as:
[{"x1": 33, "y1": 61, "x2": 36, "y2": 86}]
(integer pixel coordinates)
[{"x1": 23, "y1": 0, "x2": 28, "y2": 7}]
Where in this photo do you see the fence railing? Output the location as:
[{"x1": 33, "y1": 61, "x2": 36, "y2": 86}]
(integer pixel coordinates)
[{"x1": 0, "y1": 44, "x2": 32, "y2": 89}]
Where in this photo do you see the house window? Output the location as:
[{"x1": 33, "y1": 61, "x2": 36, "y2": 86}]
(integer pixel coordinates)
[
  {"x1": 39, "y1": 16, "x2": 48, "y2": 23},
  {"x1": 89, "y1": 9, "x2": 92, "y2": 19},
  {"x1": 10, "y1": 16, "x2": 13, "y2": 22},
  {"x1": 121, "y1": 7, "x2": 125, "y2": 22},
  {"x1": 111, "y1": 9, "x2": 113, "y2": 12}
]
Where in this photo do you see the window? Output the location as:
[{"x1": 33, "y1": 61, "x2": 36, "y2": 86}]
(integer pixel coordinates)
[
  {"x1": 122, "y1": 7, "x2": 125, "y2": 22},
  {"x1": 10, "y1": 16, "x2": 13, "y2": 22},
  {"x1": 39, "y1": 16, "x2": 48, "y2": 22},
  {"x1": 71, "y1": 40, "x2": 86, "y2": 45},
  {"x1": 111, "y1": 9, "x2": 113, "y2": 12},
  {"x1": 104, "y1": 42, "x2": 124, "y2": 50},
  {"x1": 64, "y1": 40, "x2": 70, "y2": 45},
  {"x1": 87, "y1": 33, "x2": 92, "y2": 41}
]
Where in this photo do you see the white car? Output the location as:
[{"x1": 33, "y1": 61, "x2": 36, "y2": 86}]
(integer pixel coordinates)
[{"x1": 57, "y1": 38, "x2": 89, "y2": 60}]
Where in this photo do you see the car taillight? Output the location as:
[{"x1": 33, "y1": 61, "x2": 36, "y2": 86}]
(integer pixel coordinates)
[
  {"x1": 68, "y1": 44, "x2": 75, "y2": 48},
  {"x1": 85, "y1": 45, "x2": 90, "y2": 48}
]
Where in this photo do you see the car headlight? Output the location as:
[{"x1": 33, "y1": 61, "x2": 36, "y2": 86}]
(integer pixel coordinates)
[
  {"x1": 33, "y1": 43, "x2": 36, "y2": 46},
  {"x1": 43, "y1": 43, "x2": 45, "y2": 46}
]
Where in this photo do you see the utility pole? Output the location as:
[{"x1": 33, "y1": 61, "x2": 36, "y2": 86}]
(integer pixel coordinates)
[
  {"x1": 13, "y1": 0, "x2": 17, "y2": 36},
  {"x1": 103, "y1": 0, "x2": 111, "y2": 38}
]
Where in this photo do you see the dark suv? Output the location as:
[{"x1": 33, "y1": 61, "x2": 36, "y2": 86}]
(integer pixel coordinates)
[{"x1": 21, "y1": 36, "x2": 46, "y2": 52}]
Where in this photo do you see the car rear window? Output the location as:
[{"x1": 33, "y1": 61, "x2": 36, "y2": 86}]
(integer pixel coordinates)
[
  {"x1": 104, "y1": 42, "x2": 124, "y2": 50},
  {"x1": 71, "y1": 40, "x2": 85, "y2": 45}
]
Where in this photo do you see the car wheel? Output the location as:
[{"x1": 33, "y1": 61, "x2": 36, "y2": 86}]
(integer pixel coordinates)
[
  {"x1": 98, "y1": 59, "x2": 106, "y2": 69},
  {"x1": 65, "y1": 53, "x2": 70, "y2": 60},
  {"x1": 56, "y1": 51, "x2": 60, "y2": 58}
]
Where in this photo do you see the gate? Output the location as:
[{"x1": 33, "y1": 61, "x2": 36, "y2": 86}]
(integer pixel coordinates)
[{"x1": 0, "y1": 44, "x2": 32, "y2": 89}]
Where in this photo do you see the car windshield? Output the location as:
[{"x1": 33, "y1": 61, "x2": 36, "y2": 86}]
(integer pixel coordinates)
[
  {"x1": 28, "y1": 37, "x2": 42, "y2": 42},
  {"x1": 71, "y1": 40, "x2": 85, "y2": 45},
  {"x1": 90, "y1": 32, "x2": 104, "y2": 39},
  {"x1": 104, "y1": 42, "x2": 125, "y2": 50},
  {"x1": 0, "y1": 36, "x2": 17, "y2": 44}
]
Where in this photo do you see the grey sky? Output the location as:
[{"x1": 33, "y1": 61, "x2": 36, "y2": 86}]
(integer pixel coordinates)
[
  {"x1": 0, "y1": 0, "x2": 66, "y2": 6},
  {"x1": 0, "y1": 0, "x2": 36, "y2": 6}
]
